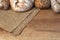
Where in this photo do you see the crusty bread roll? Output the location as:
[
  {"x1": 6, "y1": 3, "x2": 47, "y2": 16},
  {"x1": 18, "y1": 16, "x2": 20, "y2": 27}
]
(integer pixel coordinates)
[
  {"x1": 0, "y1": 0, "x2": 9, "y2": 9},
  {"x1": 35, "y1": 0, "x2": 50, "y2": 8},
  {"x1": 51, "y1": 0, "x2": 60, "y2": 13},
  {"x1": 10, "y1": 0, "x2": 34, "y2": 12},
  {"x1": 57, "y1": 0, "x2": 60, "y2": 3}
]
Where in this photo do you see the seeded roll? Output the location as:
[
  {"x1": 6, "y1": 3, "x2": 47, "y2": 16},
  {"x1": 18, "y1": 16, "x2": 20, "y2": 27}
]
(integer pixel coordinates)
[{"x1": 35, "y1": 0, "x2": 50, "y2": 9}]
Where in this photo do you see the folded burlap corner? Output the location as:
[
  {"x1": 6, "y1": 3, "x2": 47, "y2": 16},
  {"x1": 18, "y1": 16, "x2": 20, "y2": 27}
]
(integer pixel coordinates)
[
  {"x1": 0, "y1": 8, "x2": 40, "y2": 36},
  {"x1": 0, "y1": 9, "x2": 32, "y2": 32},
  {"x1": 11, "y1": 8, "x2": 40, "y2": 36}
]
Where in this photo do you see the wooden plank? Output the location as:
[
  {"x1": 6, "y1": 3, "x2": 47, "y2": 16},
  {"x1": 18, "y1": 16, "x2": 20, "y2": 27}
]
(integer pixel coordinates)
[{"x1": 27, "y1": 9, "x2": 60, "y2": 32}]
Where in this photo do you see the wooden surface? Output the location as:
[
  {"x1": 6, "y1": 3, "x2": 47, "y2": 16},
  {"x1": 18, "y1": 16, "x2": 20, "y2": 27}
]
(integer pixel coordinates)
[
  {"x1": 0, "y1": 9, "x2": 60, "y2": 40},
  {"x1": 28, "y1": 9, "x2": 60, "y2": 32}
]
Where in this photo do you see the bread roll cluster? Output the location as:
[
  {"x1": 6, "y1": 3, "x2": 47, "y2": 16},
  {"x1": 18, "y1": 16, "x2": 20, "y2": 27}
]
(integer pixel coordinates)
[
  {"x1": 0, "y1": 0, "x2": 60, "y2": 13},
  {"x1": 0, "y1": 0, "x2": 34, "y2": 12}
]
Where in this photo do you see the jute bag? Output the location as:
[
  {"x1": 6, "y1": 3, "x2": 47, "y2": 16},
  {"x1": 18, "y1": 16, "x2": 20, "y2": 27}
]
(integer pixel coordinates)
[
  {"x1": 35, "y1": 0, "x2": 50, "y2": 8},
  {"x1": 51, "y1": 0, "x2": 60, "y2": 13},
  {"x1": 0, "y1": 8, "x2": 40, "y2": 36},
  {"x1": 10, "y1": 0, "x2": 34, "y2": 12},
  {"x1": 0, "y1": 9, "x2": 33, "y2": 32},
  {"x1": 0, "y1": 0, "x2": 9, "y2": 9},
  {"x1": 11, "y1": 8, "x2": 40, "y2": 36}
]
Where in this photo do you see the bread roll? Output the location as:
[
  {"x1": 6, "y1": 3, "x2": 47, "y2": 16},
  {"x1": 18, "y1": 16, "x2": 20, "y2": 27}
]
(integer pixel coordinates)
[
  {"x1": 0, "y1": 0, "x2": 9, "y2": 9},
  {"x1": 10, "y1": 0, "x2": 34, "y2": 12},
  {"x1": 57, "y1": 0, "x2": 60, "y2": 3},
  {"x1": 51, "y1": 0, "x2": 60, "y2": 13},
  {"x1": 35, "y1": 0, "x2": 50, "y2": 8}
]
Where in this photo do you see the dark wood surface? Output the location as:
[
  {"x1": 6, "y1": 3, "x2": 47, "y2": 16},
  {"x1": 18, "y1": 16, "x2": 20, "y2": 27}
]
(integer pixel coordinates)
[{"x1": 27, "y1": 9, "x2": 60, "y2": 32}]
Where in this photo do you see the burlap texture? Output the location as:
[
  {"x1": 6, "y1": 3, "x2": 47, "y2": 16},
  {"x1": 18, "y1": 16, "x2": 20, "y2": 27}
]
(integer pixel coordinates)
[
  {"x1": 11, "y1": 8, "x2": 40, "y2": 36},
  {"x1": 0, "y1": 9, "x2": 33, "y2": 32}
]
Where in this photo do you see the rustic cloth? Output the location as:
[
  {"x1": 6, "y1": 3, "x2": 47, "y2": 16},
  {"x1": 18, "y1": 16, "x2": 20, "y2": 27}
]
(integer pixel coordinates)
[
  {"x1": 0, "y1": 8, "x2": 40, "y2": 36},
  {"x1": 11, "y1": 8, "x2": 40, "y2": 36},
  {"x1": 0, "y1": 8, "x2": 33, "y2": 32}
]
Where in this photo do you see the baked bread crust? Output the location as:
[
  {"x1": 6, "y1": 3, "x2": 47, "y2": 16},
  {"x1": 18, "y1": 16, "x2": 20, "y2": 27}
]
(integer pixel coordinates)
[
  {"x1": 0, "y1": 0, "x2": 9, "y2": 9},
  {"x1": 51, "y1": 0, "x2": 60, "y2": 13},
  {"x1": 10, "y1": 0, "x2": 34, "y2": 12},
  {"x1": 35, "y1": 0, "x2": 50, "y2": 8}
]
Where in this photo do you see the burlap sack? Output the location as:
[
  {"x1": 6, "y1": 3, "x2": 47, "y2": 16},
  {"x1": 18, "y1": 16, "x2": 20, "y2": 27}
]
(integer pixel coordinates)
[
  {"x1": 0, "y1": 8, "x2": 40, "y2": 36},
  {"x1": 0, "y1": 8, "x2": 33, "y2": 32},
  {"x1": 11, "y1": 8, "x2": 40, "y2": 36},
  {"x1": 35, "y1": 0, "x2": 50, "y2": 8}
]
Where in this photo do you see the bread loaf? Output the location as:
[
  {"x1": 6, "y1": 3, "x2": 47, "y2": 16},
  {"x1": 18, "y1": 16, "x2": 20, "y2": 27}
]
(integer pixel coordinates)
[
  {"x1": 10, "y1": 0, "x2": 34, "y2": 12},
  {"x1": 0, "y1": 0, "x2": 9, "y2": 9},
  {"x1": 35, "y1": 0, "x2": 50, "y2": 8},
  {"x1": 51, "y1": 0, "x2": 60, "y2": 13}
]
